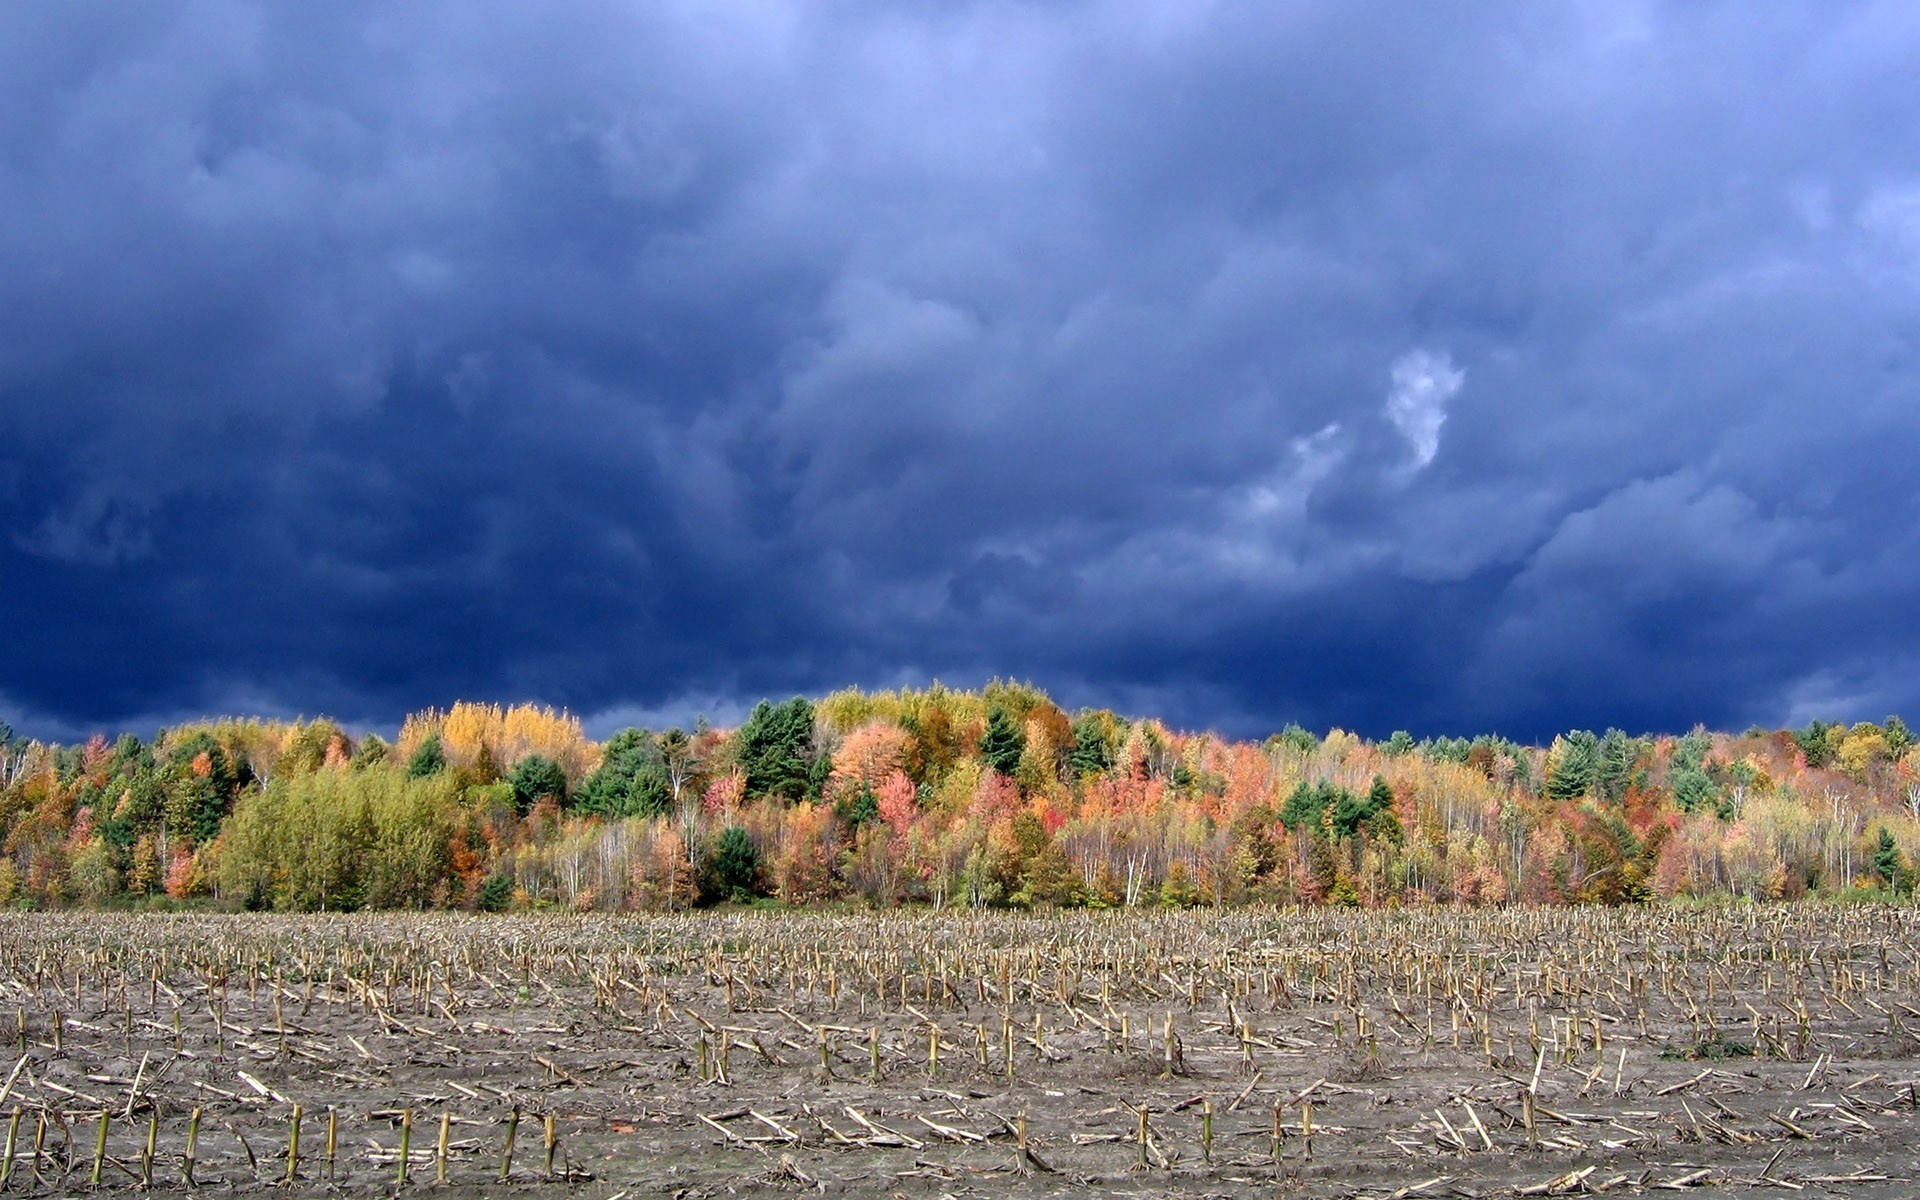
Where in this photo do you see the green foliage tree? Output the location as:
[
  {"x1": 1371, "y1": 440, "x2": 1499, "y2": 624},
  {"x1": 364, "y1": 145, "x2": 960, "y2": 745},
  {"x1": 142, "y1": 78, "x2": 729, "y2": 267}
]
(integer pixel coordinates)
[
  {"x1": 281, "y1": 720, "x2": 343, "y2": 774},
  {"x1": 1360, "y1": 775, "x2": 1402, "y2": 842},
  {"x1": 1545, "y1": 731, "x2": 1599, "y2": 801},
  {"x1": 959, "y1": 844, "x2": 1005, "y2": 907},
  {"x1": 406, "y1": 733, "x2": 446, "y2": 779},
  {"x1": 1884, "y1": 716, "x2": 1915, "y2": 758},
  {"x1": 1279, "y1": 779, "x2": 1334, "y2": 832},
  {"x1": 221, "y1": 769, "x2": 467, "y2": 913},
  {"x1": 1271, "y1": 724, "x2": 1318, "y2": 755},
  {"x1": 837, "y1": 781, "x2": 880, "y2": 827},
  {"x1": 1068, "y1": 713, "x2": 1115, "y2": 779},
  {"x1": 1668, "y1": 729, "x2": 1725, "y2": 817},
  {"x1": 220, "y1": 770, "x2": 373, "y2": 910},
  {"x1": 1228, "y1": 804, "x2": 1279, "y2": 880},
  {"x1": 979, "y1": 707, "x2": 1025, "y2": 776},
  {"x1": 704, "y1": 825, "x2": 762, "y2": 902},
  {"x1": 117, "y1": 770, "x2": 167, "y2": 829},
  {"x1": 1596, "y1": 729, "x2": 1641, "y2": 803},
  {"x1": 109, "y1": 733, "x2": 154, "y2": 777},
  {"x1": 68, "y1": 839, "x2": 119, "y2": 905},
  {"x1": 736, "y1": 698, "x2": 815, "y2": 801},
  {"x1": 575, "y1": 729, "x2": 671, "y2": 817},
  {"x1": 656, "y1": 727, "x2": 705, "y2": 811},
  {"x1": 1670, "y1": 768, "x2": 1718, "y2": 816},
  {"x1": 361, "y1": 779, "x2": 457, "y2": 908},
  {"x1": 160, "y1": 733, "x2": 241, "y2": 844},
  {"x1": 1426, "y1": 736, "x2": 1470, "y2": 765},
  {"x1": 1281, "y1": 777, "x2": 1396, "y2": 840},
  {"x1": 1793, "y1": 720, "x2": 1835, "y2": 768},
  {"x1": 508, "y1": 754, "x2": 568, "y2": 813},
  {"x1": 476, "y1": 874, "x2": 514, "y2": 912},
  {"x1": 351, "y1": 735, "x2": 389, "y2": 770},
  {"x1": 1872, "y1": 828, "x2": 1912, "y2": 894}
]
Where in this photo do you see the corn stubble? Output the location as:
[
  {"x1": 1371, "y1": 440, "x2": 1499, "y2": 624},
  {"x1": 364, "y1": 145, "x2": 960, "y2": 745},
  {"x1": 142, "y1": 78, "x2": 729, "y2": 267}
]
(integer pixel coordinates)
[{"x1": 0, "y1": 903, "x2": 1913, "y2": 1194}]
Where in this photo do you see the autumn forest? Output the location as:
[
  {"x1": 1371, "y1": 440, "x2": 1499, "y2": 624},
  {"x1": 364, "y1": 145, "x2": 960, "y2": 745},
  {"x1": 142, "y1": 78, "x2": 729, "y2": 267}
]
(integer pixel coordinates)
[{"x1": 2, "y1": 682, "x2": 1916, "y2": 914}]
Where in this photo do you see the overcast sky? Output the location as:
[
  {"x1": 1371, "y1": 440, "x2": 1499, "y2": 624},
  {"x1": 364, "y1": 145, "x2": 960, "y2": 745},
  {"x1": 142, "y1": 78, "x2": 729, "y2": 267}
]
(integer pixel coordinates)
[{"x1": 4, "y1": 2, "x2": 1920, "y2": 745}]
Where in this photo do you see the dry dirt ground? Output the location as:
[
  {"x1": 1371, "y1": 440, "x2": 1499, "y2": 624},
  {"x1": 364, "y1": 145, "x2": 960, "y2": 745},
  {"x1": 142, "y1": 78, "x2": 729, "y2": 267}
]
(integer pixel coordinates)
[{"x1": 0, "y1": 905, "x2": 1915, "y2": 1198}]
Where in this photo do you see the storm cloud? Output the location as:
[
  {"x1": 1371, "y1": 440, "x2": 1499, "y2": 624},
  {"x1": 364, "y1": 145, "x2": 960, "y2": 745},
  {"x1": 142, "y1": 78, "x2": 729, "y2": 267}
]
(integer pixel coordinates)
[{"x1": 4, "y1": 2, "x2": 1920, "y2": 743}]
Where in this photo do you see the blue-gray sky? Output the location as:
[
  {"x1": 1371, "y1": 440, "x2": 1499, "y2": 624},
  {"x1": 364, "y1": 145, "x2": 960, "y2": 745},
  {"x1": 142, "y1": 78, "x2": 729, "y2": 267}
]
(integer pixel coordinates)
[{"x1": 4, "y1": 2, "x2": 1920, "y2": 744}]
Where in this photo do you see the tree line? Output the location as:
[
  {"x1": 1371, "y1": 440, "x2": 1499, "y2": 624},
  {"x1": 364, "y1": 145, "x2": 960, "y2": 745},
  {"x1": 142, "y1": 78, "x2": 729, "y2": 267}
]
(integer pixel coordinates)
[{"x1": 1, "y1": 685, "x2": 1916, "y2": 912}]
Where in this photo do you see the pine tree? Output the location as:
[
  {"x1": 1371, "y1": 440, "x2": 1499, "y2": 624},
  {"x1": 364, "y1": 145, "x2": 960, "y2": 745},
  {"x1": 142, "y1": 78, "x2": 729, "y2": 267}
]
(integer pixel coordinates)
[
  {"x1": 1793, "y1": 720, "x2": 1835, "y2": 768},
  {"x1": 1872, "y1": 829, "x2": 1909, "y2": 894},
  {"x1": 508, "y1": 754, "x2": 568, "y2": 813},
  {"x1": 979, "y1": 707, "x2": 1025, "y2": 776},
  {"x1": 736, "y1": 698, "x2": 815, "y2": 801},
  {"x1": 705, "y1": 826, "x2": 762, "y2": 902},
  {"x1": 1361, "y1": 775, "x2": 1402, "y2": 842},
  {"x1": 406, "y1": 733, "x2": 446, "y2": 779},
  {"x1": 1545, "y1": 731, "x2": 1599, "y2": 801},
  {"x1": 1884, "y1": 716, "x2": 1914, "y2": 758},
  {"x1": 1279, "y1": 779, "x2": 1330, "y2": 832},
  {"x1": 1068, "y1": 714, "x2": 1114, "y2": 779},
  {"x1": 1596, "y1": 729, "x2": 1640, "y2": 803}
]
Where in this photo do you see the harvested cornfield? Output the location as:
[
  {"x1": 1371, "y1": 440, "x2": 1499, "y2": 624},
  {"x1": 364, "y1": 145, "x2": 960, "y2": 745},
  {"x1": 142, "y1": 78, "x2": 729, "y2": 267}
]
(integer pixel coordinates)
[{"x1": 0, "y1": 904, "x2": 1917, "y2": 1196}]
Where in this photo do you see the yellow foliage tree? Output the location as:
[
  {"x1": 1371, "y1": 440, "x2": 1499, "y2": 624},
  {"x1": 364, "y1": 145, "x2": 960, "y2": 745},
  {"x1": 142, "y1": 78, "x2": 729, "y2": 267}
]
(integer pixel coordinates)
[{"x1": 395, "y1": 703, "x2": 599, "y2": 782}]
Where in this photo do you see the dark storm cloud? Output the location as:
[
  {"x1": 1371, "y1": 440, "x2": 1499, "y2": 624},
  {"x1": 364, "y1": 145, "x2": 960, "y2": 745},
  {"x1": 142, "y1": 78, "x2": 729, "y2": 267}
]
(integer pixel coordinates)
[{"x1": 4, "y1": 1, "x2": 1920, "y2": 743}]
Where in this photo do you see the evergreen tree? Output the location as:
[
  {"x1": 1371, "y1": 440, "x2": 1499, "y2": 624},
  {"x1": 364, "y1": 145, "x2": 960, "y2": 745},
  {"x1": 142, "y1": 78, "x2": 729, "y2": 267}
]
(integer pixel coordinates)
[
  {"x1": 1596, "y1": 729, "x2": 1640, "y2": 803},
  {"x1": 627, "y1": 762, "x2": 672, "y2": 816},
  {"x1": 1884, "y1": 716, "x2": 1915, "y2": 758},
  {"x1": 109, "y1": 733, "x2": 154, "y2": 777},
  {"x1": 406, "y1": 733, "x2": 446, "y2": 779},
  {"x1": 1361, "y1": 775, "x2": 1402, "y2": 842},
  {"x1": 575, "y1": 728, "x2": 670, "y2": 817},
  {"x1": 164, "y1": 772, "x2": 225, "y2": 844},
  {"x1": 476, "y1": 875, "x2": 514, "y2": 912},
  {"x1": 838, "y1": 781, "x2": 880, "y2": 827},
  {"x1": 1281, "y1": 779, "x2": 1355, "y2": 832},
  {"x1": 1668, "y1": 728, "x2": 1724, "y2": 816},
  {"x1": 508, "y1": 754, "x2": 568, "y2": 813},
  {"x1": 705, "y1": 825, "x2": 762, "y2": 902},
  {"x1": 1670, "y1": 766, "x2": 1719, "y2": 816},
  {"x1": 161, "y1": 733, "x2": 241, "y2": 843},
  {"x1": 1793, "y1": 720, "x2": 1835, "y2": 768},
  {"x1": 1279, "y1": 779, "x2": 1325, "y2": 831},
  {"x1": 118, "y1": 770, "x2": 167, "y2": 829},
  {"x1": 1545, "y1": 731, "x2": 1599, "y2": 801},
  {"x1": 351, "y1": 735, "x2": 389, "y2": 770},
  {"x1": 806, "y1": 751, "x2": 832, "y2": 803},
  {"x1": 1427, "y1": 736, "x2": 1471, "y2": 765},
  {"x1": 736, "y1": 698, "x2": 815, "y2": 801},
  {"x1": 979, "y1": 707, "x2": 1025, "y2": 776},
  {"x1": 1068, "y1": 714, "x2": 1114, "y2": 779},
  {"x1": 1272, "y1": 724, "x2": 1318, "y2": 755},
  {"x1": 1332, "y1": 787, "x2": 1371, "y2": 837},
  {"x1": 1872, "y1": 828, "x2": 1911, "y2": 894}
]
